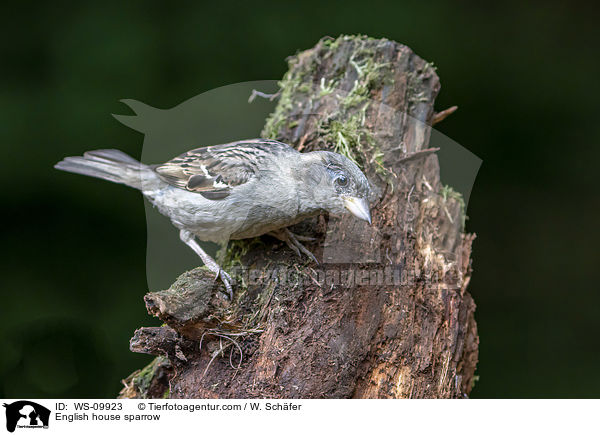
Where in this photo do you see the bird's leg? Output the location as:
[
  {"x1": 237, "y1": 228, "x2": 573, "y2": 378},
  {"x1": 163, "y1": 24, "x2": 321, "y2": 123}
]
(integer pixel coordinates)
[
  {"x1": 179, "y1": 229, "x2": 233, "y2": 298},
  {"x1": 269, "y1": 228, "x2": 319, "y2": 264}
]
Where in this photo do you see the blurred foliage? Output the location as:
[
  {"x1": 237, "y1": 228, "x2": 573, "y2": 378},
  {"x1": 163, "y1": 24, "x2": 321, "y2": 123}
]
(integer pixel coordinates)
[{"x1": 0, "y1": 0, "x2": 599, "y2": 398}]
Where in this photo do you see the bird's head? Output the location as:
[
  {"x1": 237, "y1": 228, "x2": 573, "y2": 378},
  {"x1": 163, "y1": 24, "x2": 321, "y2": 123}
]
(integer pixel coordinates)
[{"x1": 300, "y1": 151, "x2": 372, "y2": 224}]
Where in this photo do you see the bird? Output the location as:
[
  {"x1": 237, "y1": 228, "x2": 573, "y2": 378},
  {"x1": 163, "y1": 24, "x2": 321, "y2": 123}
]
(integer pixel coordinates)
[{"x1": 55, "y1": 138, "x2": 372, "y2": 297}]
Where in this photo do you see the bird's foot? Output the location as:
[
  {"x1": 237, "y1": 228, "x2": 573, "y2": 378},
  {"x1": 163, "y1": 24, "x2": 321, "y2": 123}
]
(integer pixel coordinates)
[
  {"x1": 269, "y1": 228, "x2": 319, "y2": 264},
  {"x1": 218, "y1": 269, "x2": 234, "y2": 299},
  {"x1": 206, "y1": 263, "x2": 233, "y2": 299},
  {"x1": 289, "y1": 233, "x2": 317, "y2": 242}
]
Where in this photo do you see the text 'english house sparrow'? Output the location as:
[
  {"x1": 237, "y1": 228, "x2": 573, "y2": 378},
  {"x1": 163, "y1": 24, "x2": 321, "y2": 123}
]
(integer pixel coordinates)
[{"x1": 55, "y1": 139, "x2": 372, "y2": 297}]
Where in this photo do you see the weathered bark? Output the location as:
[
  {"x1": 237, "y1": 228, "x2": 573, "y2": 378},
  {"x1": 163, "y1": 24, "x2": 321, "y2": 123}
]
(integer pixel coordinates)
[{"x1": 119, "y1": 35, "x2": 478, "y2": 399}]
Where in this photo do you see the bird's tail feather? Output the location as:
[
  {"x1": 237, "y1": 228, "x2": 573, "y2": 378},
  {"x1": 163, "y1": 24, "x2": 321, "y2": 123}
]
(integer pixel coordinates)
[{"x1": 54, "y1": 149, "x2": 150, "y2": 190}]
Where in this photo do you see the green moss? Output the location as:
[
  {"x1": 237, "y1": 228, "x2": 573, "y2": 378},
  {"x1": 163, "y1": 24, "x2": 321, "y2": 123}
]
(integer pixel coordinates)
[
  {"x1": 440, "y1": 185, "x2": 465, "y2": 208},
  {"x1": 423, "y1": 61, "x2": 437, "y2": 73},
  {"x1": 262, "y1": 55, "x2": 316, "y2": 139},
  {"x1": 319, "y1": 77, "x2": 337, "y2": 97},
  {"x1": 262, "y1": 34, "x2": 394, "y2": 156},
  {"x1": 297, "y1": 82, "x2": 312, "y2": 94},
  {"x1": 371, "y1": 149, "x2": 389, "y2": 178},
  {"x1": 323, "y1": 34, "x2": 383, "y2": 49},
  {"x1": 321, "y1": 35, "x2": 395, "y2": 184},
  {"x1": 321, "y1": 36, "x2": 342, "y2": 51},
  {"x1": 131, "y1": 356, "x2": 166, "y2": 399},
  {"x1": 440, "y1": 185, "x2": 467, "y2": 227},
  {"x1": 318, "y1": 115, "x2": 362, "y2": 164},
  {"x1": 343, "y1": 50, "x2": 392, "y2": 111},
  {"x1": 220, "y1": 238, "x2": 264, "y2": 270}
]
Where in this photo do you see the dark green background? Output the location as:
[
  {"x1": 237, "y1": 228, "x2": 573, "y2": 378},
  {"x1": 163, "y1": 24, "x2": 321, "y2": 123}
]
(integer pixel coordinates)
[{"x1": 1, "y1": 1, "x2": 598, "y2": 398}]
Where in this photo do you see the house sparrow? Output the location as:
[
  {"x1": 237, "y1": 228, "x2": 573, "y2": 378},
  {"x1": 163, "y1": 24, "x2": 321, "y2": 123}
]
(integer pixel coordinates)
[{"x1": 55, "y1": 139, "x2": 372, "y2": 296}]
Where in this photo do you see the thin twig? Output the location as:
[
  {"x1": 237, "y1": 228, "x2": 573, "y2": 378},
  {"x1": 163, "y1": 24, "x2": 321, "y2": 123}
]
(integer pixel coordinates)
[
  {"x1": 397, "y1": 147, "x2": 440, "y2": 164},
  {"x1": 432, "y1": 106, "x2": 458, "y2": 125},
  {"x1": 248, "y1": 89, "x2": 281, "y2": 103}
]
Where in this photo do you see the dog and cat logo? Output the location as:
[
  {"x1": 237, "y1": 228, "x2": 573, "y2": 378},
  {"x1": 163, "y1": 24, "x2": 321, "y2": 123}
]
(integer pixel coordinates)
[{"x1": 2, "y1": 401, "x2": 50, "y2": 432}]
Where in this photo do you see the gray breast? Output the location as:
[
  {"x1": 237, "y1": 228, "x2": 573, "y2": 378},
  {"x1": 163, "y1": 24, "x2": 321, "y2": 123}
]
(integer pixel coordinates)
[{"x1": 143, "y1": 162, "x2": 323, "y2": 243}]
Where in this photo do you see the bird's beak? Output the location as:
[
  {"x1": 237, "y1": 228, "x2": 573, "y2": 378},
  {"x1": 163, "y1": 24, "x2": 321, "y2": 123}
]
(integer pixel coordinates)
[{"x1": 343, "y1": 197, "x2": 372, "y2": 224}]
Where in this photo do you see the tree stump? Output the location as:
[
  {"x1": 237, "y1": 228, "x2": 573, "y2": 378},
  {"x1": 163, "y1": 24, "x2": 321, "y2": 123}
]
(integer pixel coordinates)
[{"x1": 119, "y1": 35, "x2": 478, "y2": 399}]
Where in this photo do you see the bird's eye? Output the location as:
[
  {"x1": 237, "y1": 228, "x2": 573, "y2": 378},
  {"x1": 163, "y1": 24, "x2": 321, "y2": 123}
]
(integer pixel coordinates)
[{"x1": 335, "y1": 174, "x2": 348, "y2": 187}]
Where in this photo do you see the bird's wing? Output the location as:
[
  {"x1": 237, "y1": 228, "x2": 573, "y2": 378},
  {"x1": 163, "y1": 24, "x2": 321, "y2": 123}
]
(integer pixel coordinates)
[{"x1": 153, "y1": 139, "x2": 295, "y2": 200}]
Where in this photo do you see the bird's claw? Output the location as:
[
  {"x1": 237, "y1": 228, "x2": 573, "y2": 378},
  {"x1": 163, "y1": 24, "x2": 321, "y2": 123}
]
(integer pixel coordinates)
[
  {"x1": 287, "y1": 234, "x2": 319, "y2": 264},
  {"x1": 219, "y1": 269, "x2": 234, "y2": 299},
  {"x1": 209, "y1": 266, "x2": 233, "y2": 299},
  {"x1": 290, "y1": 234, "x2": 317, "y2": 242},
  {"x1": 270, "y1": 228, "x2": 319, "y2": 264}
]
